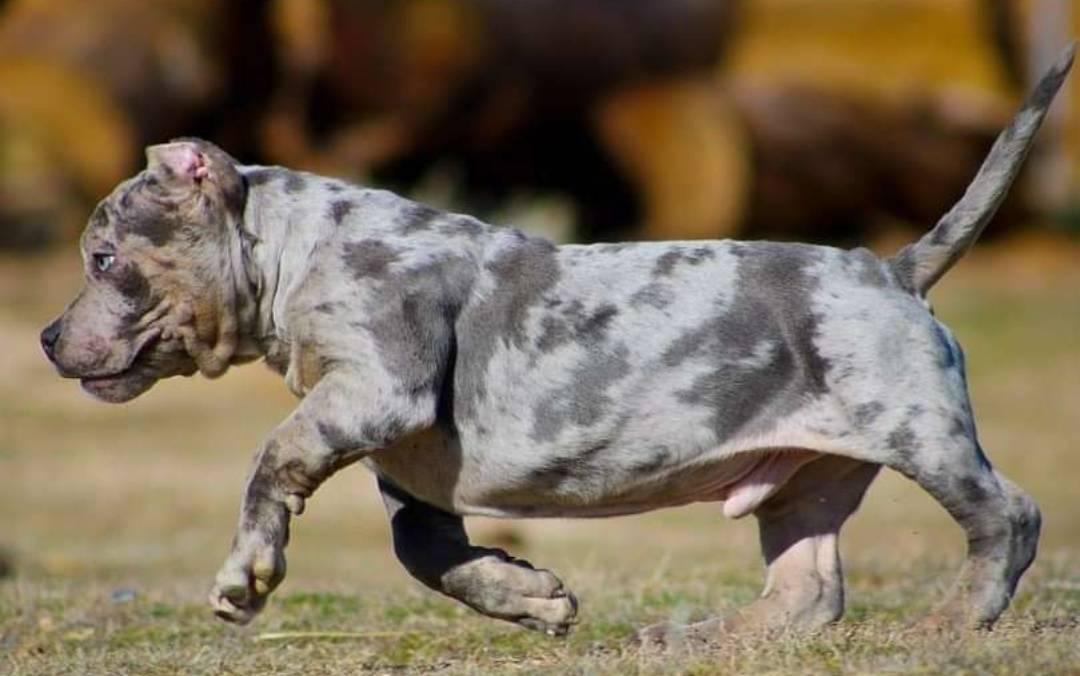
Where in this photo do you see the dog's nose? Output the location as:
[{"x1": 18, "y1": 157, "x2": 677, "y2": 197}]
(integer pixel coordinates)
[{"x1": 40, "y1": 319, "x2": 62, "y2": 362}]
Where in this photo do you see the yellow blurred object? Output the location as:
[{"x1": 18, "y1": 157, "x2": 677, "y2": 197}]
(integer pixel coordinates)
[
  {"x1": 728, "y1": 0, "x2": 1017, "y2": 105},
  {"x1": 595, "y1": 77, "x2": 751, "y2": 240},
  {"x1": 0, "y1": 58, "x2": 133, "y2": 198}
]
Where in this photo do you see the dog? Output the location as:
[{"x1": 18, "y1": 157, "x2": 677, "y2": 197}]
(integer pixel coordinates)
[{"x1": 40, "y1": 45, "x2": 1073, "y2": 645}]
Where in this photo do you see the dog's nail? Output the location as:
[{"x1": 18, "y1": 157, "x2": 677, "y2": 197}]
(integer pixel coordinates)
[{"x1": 253, "y1": 578, "x2": 271, "y2": 595}]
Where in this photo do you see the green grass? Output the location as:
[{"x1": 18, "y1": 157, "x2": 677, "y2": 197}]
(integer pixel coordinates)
[
  {"x1": 2, "y1": 241, "x2": 1080, "y2": 674},
  {"x1": 5, "y1": 566, "x2": 1080, "y2": 674}
]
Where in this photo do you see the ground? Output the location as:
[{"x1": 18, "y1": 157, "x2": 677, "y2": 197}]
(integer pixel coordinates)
[{"x1": 2, "y1": 234, "x2": 1079, "y2": 674}]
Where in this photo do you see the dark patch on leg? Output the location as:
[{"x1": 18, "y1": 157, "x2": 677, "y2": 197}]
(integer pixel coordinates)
[
  {"x1": 930, "y1": 321, "x2": 959, "y2": 370},
  {"x1": 948, "y1": 415, "x2": 970, "y2": 439},
  {"x1": 958, "y1": 476, "x2": 991, "y2": 505},
  {"x1": 240, "y1": 440, "x2": 281, "y2": 531},
  {"x1": 360, "y1": 415, "x2": 408, "y2": 448},
  {"x1": 342, "y1": 240, "x2": 400, "y2": 279},
  {"x1": 317, "y1": 421, "x2": 355, "y2": 454},
  {"x1": 886, "y1": 421, "x2": 921, "y2": 469}
]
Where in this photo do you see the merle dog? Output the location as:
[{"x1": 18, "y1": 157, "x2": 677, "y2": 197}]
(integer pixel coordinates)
[{"x1": 41, "y1": 46, "x2": 1074, "y2": 646}]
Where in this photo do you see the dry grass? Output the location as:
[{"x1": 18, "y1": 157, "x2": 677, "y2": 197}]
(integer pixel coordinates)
[{"x1": 2, "y1": 235, "x2": 1080, "y2": 674}]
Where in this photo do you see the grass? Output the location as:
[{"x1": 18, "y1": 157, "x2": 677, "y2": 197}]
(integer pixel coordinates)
[{"x1": 2, "y1": 234, "x2": 1080, "y2": 674}]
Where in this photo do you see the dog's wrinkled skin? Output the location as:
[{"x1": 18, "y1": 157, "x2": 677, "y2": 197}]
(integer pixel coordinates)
[{"x1": 42, "y1": 47, "x2": 1073, "y2": 644}]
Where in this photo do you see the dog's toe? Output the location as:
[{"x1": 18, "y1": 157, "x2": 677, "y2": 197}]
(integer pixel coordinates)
[
  {"x1": 209, "y1": 584, "x2": 263, "y2": 625},
  {"x1": 515, "y1": 589, "x2": 579, "y2": 636}
]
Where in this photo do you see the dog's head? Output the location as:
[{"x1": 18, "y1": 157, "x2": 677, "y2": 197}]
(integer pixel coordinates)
[{"x1": 40, "y1": 139, "x2": 248, "y2": 402}]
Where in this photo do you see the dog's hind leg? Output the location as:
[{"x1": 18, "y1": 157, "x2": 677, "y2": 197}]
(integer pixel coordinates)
[
  {"x1": 892, "y1": 437, "x2": 1040, "y2": 631},
  {"x1": 378, "y1": 478, "x2": 578, "y2": 636},
  {"x1": 637, "y1": 455, "x2": 879, "y2": 648}
]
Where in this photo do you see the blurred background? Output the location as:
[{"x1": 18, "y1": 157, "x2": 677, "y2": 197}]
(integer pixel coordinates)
[
  {"x1": 2, "y1": 1, "x2": 1080, "y2": 670},
  {"x1": 1, "y1": 0, "x2": 1079, "y2": 247}
]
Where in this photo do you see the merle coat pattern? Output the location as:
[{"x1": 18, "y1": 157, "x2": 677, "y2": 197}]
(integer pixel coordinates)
[{"x1": 40, "y1": 46, "x2": 1074, "y2": 645}]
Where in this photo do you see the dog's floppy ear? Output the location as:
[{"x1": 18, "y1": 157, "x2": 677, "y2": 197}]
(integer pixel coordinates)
[{"x1": 145, "y1": 141, "x2": 209, "y2": 187}]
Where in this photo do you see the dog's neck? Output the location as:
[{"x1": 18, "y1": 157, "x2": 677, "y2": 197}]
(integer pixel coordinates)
[
  {"x1": 232, "y1": 167, "x2": 491, "y2": 370},
  {"x1": 233, "y1": 168, "x2": 321, "y2": 364}
]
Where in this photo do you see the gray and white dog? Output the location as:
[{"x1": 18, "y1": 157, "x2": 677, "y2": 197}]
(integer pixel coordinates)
[{"x1": 41, "y1": 46, "x2": 1073, "y2": 644}]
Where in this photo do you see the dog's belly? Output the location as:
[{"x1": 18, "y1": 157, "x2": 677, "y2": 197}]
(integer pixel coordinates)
[
  {"x1": 458, "y1": 447, "x2": 820, "y2": 518},
  {"x1": 368, "y1": 432, "x2": 819, "y2": 519}
]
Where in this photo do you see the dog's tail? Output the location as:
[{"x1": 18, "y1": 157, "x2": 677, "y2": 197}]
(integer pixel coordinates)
[{"x1": 889, "y1": 42, "x2": 1075, "y2": 296}]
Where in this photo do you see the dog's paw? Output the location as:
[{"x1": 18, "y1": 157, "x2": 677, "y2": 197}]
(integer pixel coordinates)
[
  {"x1": 209, "y1": 536, "x2": 286, "y2": 625},
  {"x1": 443, "y1": 555, "x2": 579, "y2": 636}
]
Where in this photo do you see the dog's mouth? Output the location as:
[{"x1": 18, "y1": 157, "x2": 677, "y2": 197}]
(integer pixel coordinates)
[{"x1": 78, "y1": 331, "x2": 163, "y2": 402}]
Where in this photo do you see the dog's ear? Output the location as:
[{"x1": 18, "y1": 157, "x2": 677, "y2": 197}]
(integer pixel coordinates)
[{"x1": 145, "y1": 141, "x2": 209, "y2": 187}]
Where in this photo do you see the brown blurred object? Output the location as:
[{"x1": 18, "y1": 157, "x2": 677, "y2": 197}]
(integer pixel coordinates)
[
  {"x1": 731, "y1": 83, "x2": 1025, "y2": 242},
  {"x1": 0, "y1": 0, "x2": 220, "y2": 248},
  {"x1": 261, "y1": 0, "x2": 739, "y2": 240},
  {"x1": 261, "y1": 0, "x2": 1045, "y2": 243},
  {"x1": 0, "y1": 0, "x2": 1063, "y2": 249}
]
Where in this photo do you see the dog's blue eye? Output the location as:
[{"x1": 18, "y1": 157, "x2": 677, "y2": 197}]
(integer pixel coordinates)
[{"x1": 93, "y1": 253, "x2": 115, "y2": 273}]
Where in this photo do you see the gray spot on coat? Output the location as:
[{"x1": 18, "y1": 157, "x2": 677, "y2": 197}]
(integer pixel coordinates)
[
  {"x1": 455, "y1": 230, "x2": 560, "y2": 421},
  {"x1": 852, "y1": 401, "x2": 886, "y2": 427},
  {"x1": 329, "y1": 200, "x2": 354, "y2": 225},
  {"x1": 527, "y1": 441, "x2": 612, "y2": 489},
  {"x1": 284, "y1": 172, "x2": 306, "y2": 193},
  {"x1": 957, "y1": 476, "x2": 990, "y2": 504},
  {"x1": 245, "y1": 168, "x2": 282, "y2": 186},
  {"x1": 396, "y1": 202, "x2": 442, "y2": 233},
  {"x1": 665, "y1": 243, "x2": 831, "y2": 444},
  {"x1": 629, "y1": 282, "x2": 673, "y2": 309},
  {"x1": 114, "y1": 263, "x2": 153, "y2": 315},
  {"x1": 318, "y1": 420, "x2": 355, "y2": 453},
  {"x1": 246, "y1": 167, "x2": 304, "y2": 194},
  {"x1": 343, "y1": 240, "x2": 401, "y2": 279},
  {"x1": 652, "y1": 246, "x2": 715, "y2": 277},
  {"x1": 629, "y1": 446, "x2": 672, "y2": 475},
  {"x1": 887, "y1": 421, "x2": 921, "y2": 468},
  {"x1": 533, "y1": 301, "x2": 618, "y2": 354},
  {"x1": 529, "y1": 344, "x2": 631, "y2": 443},
  {"x1": 356, "y1": 247, "x2": 475, "y2": 403}
]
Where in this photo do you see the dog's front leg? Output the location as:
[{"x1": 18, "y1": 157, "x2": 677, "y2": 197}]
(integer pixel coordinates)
[
  {"x1": 210, "y1": 368, "x2": 430, "y2": 624},
  {"x1": 378, "y1": 479, "x2": 578, "y2": 635}
]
